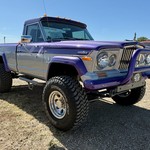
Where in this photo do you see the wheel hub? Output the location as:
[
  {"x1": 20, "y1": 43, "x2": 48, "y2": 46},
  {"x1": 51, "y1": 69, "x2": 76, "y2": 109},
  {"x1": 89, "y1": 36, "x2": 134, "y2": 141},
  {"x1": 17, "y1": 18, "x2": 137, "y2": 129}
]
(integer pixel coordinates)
[
  {"x1": 49, "y1": 91, "x2": 67, "y2": 119},
  {"x1": 55, "y1": 100, "x2": 62, "y2": 109}
]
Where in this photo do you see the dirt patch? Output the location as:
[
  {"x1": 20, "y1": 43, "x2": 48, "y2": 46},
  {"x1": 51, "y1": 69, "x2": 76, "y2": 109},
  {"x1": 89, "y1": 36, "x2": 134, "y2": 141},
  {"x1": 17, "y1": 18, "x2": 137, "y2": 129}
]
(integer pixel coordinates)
[{"x1": 0, "y1": 79, "x2": 150, "y2": 150}]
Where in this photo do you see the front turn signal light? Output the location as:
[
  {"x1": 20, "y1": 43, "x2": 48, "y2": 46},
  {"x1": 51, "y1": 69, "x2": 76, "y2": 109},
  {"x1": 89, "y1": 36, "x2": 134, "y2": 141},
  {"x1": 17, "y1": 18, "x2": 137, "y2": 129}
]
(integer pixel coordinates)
[{"x1": 82, "y1": 56, "x2": 92, "y2": 61}]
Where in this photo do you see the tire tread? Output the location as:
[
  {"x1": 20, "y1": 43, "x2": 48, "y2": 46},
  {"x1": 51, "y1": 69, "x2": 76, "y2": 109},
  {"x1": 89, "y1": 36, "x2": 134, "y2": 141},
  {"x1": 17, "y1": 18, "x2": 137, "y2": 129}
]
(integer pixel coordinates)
[{"x1": 43, "y1": 76, "x2": 89, "y2": 131}]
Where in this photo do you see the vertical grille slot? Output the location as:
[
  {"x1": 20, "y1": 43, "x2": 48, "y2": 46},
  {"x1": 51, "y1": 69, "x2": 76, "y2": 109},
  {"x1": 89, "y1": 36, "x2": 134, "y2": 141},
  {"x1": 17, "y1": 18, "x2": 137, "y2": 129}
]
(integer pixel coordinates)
[{"x1": 119, "y1": 47, "x2": 136, "y2": 70}]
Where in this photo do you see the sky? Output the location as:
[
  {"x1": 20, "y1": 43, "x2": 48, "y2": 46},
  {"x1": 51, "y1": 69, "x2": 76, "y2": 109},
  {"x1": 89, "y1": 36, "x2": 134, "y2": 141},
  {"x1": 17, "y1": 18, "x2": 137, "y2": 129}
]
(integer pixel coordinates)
[{"x1": 0, "y1": 0, "x2": 150, "y2": 43}]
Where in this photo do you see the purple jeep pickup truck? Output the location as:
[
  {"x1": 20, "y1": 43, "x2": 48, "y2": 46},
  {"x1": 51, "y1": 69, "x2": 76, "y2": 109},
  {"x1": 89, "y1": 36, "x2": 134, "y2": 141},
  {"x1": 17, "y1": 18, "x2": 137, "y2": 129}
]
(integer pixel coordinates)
[{"x1": 0, "y1": 16, "x2": 150, "y2": 131}]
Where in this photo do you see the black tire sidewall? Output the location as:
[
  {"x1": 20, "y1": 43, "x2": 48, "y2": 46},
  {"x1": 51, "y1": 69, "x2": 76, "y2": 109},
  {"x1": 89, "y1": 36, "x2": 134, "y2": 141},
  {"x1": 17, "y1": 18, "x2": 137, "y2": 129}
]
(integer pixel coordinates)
[
  {"x1": 0, "y1": 64, "x2": 12, "y2": 93},
  {"x1": 43, "y1": 79, "x2": 78, "y2": 130},
  {"x1": 112, "y1": 85, "x2": 146, "y2": 106}
]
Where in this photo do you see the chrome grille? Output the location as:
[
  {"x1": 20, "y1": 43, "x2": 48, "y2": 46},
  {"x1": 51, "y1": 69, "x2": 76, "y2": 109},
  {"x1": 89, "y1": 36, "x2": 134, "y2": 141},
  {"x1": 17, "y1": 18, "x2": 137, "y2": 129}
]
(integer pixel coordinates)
[{"x1": 119, "y1": 47, "x2": 136, "y2": 70}]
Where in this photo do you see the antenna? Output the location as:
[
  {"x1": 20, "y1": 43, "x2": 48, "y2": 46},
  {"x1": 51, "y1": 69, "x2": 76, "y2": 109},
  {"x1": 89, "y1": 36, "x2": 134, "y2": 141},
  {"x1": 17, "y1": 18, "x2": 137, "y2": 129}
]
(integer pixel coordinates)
[
  {"x1": 43, "y1": 0, "x2": 47, "y2": 16},
  {"x1": 4, "y1": 36, "x2": 6, "y2": 43},
  {"x1": 134, "y1": 32, "x2": 137, "y2": 41}
]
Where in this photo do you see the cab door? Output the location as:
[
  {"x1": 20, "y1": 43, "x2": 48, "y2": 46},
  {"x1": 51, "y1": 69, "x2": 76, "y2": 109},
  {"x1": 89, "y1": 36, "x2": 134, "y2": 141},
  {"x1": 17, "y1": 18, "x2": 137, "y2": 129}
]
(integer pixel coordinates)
[{"x1": 17, "y1": 23, "x2": 45, "y2": 78}]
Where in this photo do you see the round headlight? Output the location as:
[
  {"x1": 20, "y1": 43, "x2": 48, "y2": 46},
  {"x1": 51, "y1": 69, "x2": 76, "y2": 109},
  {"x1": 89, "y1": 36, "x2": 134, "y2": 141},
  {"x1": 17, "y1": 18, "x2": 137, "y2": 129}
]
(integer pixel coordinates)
[
  {"x1": 109, "y1": 54, "x2": 117, "y2": 67},
  {"x1": 138, "y1": 54, "x2": 145, "y2": 64},
  {"x1": 135, "y1": 60, "x2": 140, "y2": 67},
  {"x1": 97, "y1": 52, "x2": 109, "y2": 69},
  {"x1": 146, "y1": 54, "x2": 150, "y2": 64}
]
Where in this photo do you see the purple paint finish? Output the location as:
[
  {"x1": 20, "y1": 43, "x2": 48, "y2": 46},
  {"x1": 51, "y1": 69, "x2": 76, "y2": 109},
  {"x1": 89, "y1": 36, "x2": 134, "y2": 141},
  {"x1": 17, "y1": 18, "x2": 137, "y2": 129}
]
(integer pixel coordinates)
[
  {"x1": 17, "y1": 43, "x2": 92, "y2": 55},
  {"x1": 1, "y1": 53, "x2": 10, "y2": 72},
  {"x1": 84, "y1": 76, "x2": 124, "y2": 90},
  {"x1": 27, "y1": 40, "x2": 138, "y2": 51},
  {"x1": 49, "y1": 56, "x2": 87, "y2": 76},
  {"x1": 24, "y1": 17, "x2": 87, "y2": 29},
  {"x1": 84, "y1": 80, "x2": 120, "y2": 90}
]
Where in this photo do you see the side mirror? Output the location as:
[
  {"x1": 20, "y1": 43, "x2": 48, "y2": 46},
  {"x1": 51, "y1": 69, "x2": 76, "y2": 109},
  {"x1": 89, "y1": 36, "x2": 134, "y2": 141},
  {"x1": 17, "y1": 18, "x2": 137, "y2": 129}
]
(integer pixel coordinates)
[{"x1": 21, "y1": 35, "x2": 32, "y2": 43}]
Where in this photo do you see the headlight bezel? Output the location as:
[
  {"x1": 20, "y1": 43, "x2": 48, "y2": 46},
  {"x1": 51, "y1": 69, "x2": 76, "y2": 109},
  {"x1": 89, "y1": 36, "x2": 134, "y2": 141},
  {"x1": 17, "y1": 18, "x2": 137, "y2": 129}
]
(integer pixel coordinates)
[
  {"x1": 97, "y1": 50, "x2": 118, "y2": 70},
  {"x1": 97, "y1": 52, "x2": 109, "y2": 69},
  {"x1": 109, "y1": 54, "x2": 117, "y2": 67},
  {"x1": 146, "y1": 54, "x2": 150, "y2": 64},
  {"x1": 139, "y1": 54, "x2": 145, "y2": 64},
  {"x1": 136, "y1": 53, "x2": 150, "y2": 67}
]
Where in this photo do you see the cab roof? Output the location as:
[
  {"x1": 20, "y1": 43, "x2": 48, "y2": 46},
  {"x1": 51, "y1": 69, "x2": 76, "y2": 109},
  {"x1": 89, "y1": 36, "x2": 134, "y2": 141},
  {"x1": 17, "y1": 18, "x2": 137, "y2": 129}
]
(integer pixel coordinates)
[{"x1": 24, "y1": 16, "x2": 87, "y2": 28}]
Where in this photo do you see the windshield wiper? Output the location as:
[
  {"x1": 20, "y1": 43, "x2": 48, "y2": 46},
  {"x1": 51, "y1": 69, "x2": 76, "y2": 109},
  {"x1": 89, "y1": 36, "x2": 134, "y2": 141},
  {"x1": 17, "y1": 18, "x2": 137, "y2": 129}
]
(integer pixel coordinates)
[
  {"x1": 76, "y1": 38, "x2": 89, "y2": 40},
  {"x1": 47, "y1": 37, "x2": 89, "y2": 42}
]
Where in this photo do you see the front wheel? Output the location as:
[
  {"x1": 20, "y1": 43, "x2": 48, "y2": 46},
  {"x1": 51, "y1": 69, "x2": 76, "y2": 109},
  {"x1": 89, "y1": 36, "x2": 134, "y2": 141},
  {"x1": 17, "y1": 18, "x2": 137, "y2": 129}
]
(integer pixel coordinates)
[
  {"x1": 42, "y1": 76, "x2": 89, "y2": 131},
  {"x1": 112, "y1": 85, "x2": 146, "y2": 106}
]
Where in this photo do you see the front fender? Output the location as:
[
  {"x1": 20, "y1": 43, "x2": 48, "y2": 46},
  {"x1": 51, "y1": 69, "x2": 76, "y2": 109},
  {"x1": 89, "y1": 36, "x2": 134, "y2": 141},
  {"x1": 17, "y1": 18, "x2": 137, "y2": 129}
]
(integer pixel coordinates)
[{"x1": 47, "y1": 56, "x2": 87, "y2": 78}]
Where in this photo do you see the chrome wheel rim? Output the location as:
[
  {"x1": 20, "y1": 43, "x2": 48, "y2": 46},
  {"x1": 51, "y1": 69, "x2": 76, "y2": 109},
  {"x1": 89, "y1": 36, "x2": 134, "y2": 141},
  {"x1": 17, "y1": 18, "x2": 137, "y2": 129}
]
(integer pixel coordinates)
[{"x1": 49, "y1": 91, "x2": 67, "y2": 119}]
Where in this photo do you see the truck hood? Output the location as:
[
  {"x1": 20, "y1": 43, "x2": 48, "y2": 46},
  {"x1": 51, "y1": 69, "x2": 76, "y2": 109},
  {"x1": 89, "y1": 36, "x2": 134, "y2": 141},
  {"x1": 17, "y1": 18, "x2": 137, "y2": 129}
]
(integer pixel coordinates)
[{"x1": 45, "y1": 40, "x2": 138, "y2": 50}]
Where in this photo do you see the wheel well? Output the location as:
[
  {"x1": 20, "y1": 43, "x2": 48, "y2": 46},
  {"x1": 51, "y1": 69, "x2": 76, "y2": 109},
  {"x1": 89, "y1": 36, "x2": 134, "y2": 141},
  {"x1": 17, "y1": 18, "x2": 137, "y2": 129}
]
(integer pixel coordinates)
[{"x1": 47, "y1": 63, "x2": 79, "y2": 80}]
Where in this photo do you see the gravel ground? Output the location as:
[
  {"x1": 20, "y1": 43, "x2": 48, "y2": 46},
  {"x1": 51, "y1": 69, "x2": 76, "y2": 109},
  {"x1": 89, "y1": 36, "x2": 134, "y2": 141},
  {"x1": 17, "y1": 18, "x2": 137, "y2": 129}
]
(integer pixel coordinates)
[{"x1": 0, "y1": 79, "x2": 150, "y2": 150}]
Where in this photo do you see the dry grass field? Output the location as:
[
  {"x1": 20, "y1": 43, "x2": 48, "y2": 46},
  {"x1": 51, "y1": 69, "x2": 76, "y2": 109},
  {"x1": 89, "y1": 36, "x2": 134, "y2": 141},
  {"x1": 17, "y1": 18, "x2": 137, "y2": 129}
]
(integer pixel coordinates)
[{"x1": 0, "y1": 79, "x2": 150, "y2": 150}]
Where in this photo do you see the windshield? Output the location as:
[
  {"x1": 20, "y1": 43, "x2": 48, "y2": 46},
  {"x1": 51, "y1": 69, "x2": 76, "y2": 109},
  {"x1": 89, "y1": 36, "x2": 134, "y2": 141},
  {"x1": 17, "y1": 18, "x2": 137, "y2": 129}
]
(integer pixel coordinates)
[{"x1": 41, "y1": 21, "x2": 94, "y2": 41}]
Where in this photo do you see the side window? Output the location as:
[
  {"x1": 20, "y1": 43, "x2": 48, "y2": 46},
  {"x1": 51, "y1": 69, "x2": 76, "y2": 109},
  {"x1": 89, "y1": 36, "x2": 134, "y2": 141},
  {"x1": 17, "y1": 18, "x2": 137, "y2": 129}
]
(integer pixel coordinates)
[{"x1": 26, "y1": 24, "x2": 44, "y2": 42}]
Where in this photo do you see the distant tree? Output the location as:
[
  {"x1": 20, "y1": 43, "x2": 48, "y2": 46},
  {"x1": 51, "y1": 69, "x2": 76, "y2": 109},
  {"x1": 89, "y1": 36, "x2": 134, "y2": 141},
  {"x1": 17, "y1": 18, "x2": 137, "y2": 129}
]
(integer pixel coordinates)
[{"x1": 137, "y1": 37, "x2": 149, "y2": 42}]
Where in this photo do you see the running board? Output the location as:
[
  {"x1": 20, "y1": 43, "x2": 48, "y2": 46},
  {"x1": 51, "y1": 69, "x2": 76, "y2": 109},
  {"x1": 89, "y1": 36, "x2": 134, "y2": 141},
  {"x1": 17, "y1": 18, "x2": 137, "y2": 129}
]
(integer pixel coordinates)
[{"x1": 19, "y1": 77, "x2": 43, "y2": 90}]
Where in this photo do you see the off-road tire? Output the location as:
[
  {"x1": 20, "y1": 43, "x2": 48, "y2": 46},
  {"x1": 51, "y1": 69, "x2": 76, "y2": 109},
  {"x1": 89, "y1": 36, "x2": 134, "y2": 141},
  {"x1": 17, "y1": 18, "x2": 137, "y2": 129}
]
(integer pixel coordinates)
[
  {"x1": 112, "y1": 85, "x2": 146, "y2": 106},
  {"x1": 0, "y1": 64, "x2": 12, "y2": 93},
  {"x1": 42, "y1": 76, "x2": 89, "y2": 131}
]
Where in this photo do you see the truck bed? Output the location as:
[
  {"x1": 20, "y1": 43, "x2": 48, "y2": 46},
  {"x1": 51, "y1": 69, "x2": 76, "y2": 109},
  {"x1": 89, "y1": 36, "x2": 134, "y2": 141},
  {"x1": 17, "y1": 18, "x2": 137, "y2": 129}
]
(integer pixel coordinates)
[{"x1": 0, "y1": 43, "x2": 18, "y2": 72}]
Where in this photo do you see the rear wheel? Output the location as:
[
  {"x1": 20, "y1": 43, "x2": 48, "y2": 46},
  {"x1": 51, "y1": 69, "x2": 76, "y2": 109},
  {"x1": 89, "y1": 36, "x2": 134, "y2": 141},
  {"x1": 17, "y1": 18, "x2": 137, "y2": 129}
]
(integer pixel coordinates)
[
  {"x1": 42, "y1": 76, "x2": 89, "y2": 131},
  {"x1": 112, "y1": 85, "x2": 146, "y2": 106},
  {"x1": 0, "y1": 64, "x2": 12, "y2": 93}
]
